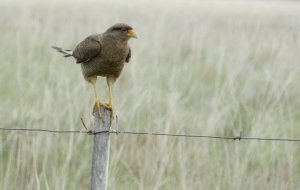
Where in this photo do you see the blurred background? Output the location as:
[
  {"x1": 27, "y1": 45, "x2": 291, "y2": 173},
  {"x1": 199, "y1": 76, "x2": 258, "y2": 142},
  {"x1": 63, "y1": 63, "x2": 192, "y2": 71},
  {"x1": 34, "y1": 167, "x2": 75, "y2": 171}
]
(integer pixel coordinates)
[{"x1": 1, "y1": 0, "x2": 300, "y2": 189}]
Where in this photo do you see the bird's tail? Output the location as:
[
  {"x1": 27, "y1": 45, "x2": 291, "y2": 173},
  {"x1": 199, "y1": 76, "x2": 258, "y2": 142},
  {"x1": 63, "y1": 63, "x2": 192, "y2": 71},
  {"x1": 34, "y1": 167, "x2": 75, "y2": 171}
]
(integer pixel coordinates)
[{"x1": 51, "y1": 46, "x2": 73, "y2": 57}]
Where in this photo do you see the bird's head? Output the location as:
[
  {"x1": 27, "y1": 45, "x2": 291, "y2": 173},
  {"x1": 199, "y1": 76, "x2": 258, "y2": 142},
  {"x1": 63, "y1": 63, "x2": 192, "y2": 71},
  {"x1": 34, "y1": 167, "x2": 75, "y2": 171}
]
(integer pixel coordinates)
[{"x1": 105, "y1": 23, "x2": 138, "y2": 41}]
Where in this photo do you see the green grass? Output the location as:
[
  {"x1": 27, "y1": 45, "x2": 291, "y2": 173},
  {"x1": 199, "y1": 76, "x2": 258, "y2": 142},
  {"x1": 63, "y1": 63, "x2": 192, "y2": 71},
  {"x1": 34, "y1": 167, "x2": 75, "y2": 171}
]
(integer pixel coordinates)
[{"x1": 1, "y1": 1, "x2": 300, "y2": 189}]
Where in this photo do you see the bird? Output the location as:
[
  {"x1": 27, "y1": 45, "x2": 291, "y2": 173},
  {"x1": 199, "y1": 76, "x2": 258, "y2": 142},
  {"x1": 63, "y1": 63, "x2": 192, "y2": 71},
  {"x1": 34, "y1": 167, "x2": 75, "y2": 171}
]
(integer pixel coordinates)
[{"x1": 52, "y1": 23, "x2": 138, "y2": 119}]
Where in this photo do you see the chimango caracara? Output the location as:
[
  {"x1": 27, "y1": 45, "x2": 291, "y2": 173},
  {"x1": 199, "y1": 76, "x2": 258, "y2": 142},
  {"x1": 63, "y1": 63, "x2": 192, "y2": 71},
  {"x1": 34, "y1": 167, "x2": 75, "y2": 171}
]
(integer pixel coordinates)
[{"x1": 52, "y1": 23, "x2": 138, "y2": 118}]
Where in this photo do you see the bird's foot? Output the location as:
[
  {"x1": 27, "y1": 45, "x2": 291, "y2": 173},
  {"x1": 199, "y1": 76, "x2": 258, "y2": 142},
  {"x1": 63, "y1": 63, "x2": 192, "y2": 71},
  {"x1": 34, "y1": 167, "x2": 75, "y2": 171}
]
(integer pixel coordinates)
[
  {"x1": 93, "y1": 100, "x2": 110, "y2": 118},
  {"x1": 104, "y1": 102, "x2": 115, "y2": 120}
]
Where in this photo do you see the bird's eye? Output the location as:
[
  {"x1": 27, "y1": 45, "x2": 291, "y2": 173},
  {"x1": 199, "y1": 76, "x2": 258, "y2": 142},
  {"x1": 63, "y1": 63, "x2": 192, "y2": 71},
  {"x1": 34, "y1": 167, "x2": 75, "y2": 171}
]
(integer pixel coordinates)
[{"x1": 112, "y1": 27, "x2": 129, "y2": 32}]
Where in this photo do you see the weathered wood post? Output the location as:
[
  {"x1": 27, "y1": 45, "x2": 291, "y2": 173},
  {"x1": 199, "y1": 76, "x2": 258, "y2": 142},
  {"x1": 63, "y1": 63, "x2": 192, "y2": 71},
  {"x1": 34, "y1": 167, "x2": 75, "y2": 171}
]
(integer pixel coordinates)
[{"x1": 91, "y1": 106, "x2": 111, "y2": 190}]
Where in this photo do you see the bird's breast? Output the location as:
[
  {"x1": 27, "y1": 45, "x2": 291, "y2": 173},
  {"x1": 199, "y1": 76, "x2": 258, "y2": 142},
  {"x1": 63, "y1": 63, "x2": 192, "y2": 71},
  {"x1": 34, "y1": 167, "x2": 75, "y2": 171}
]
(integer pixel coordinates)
[
  {"x1": 81, "y1": 42, "x2": 129, "y2": 79},
  {"x1": 101, "y1": 43, "x2": 129, "y2": 63}
]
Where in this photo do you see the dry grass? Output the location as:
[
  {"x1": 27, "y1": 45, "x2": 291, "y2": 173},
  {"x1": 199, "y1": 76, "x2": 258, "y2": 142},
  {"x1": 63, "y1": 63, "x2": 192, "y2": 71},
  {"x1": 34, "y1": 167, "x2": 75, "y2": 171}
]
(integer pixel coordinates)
[{"x1": 1, "y1": 0, "x2": 300, "y2": 189}]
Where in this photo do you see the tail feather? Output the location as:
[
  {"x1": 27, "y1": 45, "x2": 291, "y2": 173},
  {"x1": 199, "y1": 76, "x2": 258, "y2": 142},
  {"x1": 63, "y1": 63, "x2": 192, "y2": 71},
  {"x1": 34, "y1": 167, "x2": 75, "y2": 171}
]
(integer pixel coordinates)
[{"x1": 52, "y1": 46, "x2": 73, "y2": 57}]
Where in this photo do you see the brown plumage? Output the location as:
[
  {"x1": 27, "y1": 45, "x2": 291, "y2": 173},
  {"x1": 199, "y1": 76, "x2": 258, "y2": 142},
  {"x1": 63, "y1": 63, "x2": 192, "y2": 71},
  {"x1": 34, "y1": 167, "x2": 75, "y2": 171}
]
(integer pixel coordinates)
[{"x1": 52, "y1": 23, "x2": 138, "y2": 118}]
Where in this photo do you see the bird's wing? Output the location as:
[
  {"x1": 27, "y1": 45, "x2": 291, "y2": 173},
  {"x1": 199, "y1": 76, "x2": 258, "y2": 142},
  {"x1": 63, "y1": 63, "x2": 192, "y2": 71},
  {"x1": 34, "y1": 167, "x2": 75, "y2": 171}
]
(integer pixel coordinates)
[
  {"x1": 125, "y1": 48, "x2": 131, "y2": 63},
  {"x1": 73, "y1": 34, "x2": 102, "y2": 64}
]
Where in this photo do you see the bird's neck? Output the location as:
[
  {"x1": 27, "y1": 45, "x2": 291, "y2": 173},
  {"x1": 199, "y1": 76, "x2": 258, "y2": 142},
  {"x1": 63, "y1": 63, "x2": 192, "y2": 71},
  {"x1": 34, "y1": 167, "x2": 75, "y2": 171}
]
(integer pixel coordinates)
[{"x1": 104, "y1": 33, "x2": 128, "y2": 43}]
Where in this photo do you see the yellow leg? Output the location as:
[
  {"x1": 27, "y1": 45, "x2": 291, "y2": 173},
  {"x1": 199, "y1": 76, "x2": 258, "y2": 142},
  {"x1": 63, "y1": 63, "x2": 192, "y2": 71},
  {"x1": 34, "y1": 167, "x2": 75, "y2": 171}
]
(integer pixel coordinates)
[
  {"x1": 106, "y1": 76, "x2": 116, "y2": 119},
  {"x1": 92, "y1": 82, "x2": 102, "y2": 117},
  {"x1": 93, "y1": 83, "x2": 100, "y2": 106},
  {"x1": 90, "y1": 77, "x2": 109, "y2": 117},
  {"x1": 108, "y1": 83, "x2": 114, "y2": 106}
]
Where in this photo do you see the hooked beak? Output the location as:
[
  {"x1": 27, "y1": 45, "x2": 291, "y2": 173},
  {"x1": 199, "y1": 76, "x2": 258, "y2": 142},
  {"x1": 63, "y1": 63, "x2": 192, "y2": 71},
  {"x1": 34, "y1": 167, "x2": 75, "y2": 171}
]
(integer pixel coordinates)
[{"x1": 127, "y1": 29, "x2": 138, "y2": 39}]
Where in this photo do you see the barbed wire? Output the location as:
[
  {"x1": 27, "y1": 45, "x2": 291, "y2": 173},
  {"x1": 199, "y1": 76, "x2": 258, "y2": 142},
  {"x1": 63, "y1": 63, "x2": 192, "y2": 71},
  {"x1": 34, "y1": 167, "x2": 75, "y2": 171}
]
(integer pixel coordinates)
[
  {"x1": 0, "y1": 127, "x2": 84, "y2": 134},
  {"x1": 1, "y1": 127, "x2": 300, "y2": 142}
]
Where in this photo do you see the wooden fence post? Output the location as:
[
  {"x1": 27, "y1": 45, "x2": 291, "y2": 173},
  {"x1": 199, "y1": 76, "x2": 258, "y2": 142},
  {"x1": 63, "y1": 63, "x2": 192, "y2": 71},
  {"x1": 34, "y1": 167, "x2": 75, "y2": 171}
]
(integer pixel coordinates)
[{"x1": 91, "y1": 106, "x2": 111, "y2": 190}]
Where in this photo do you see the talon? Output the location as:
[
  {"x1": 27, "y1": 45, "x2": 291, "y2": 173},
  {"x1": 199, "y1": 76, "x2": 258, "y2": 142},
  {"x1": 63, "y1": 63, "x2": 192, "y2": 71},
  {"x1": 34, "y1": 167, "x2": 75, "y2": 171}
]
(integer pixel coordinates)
[
  {"x1": 93, "y1": 100, "x2": 101, "y2": 118},
  {"x1": 93, "y1": 99, "x2": 109, "y2": 118},
  {"x1": 104, "y1": 102, "x2": 115, "y2": 120},
  {"x1": 104, "y1": 103, "x2": 112, "y2": 109}
]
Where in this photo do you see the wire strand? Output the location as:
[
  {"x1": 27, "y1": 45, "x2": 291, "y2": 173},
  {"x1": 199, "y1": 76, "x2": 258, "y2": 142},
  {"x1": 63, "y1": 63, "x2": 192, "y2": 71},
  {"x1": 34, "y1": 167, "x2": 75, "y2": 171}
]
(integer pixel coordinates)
[
  {"x1": 0, "y1": 127, "x2": 85, "y2": 134},
  {"x1": 1, "y1": 127, "x2": 300, "y2": 142}
]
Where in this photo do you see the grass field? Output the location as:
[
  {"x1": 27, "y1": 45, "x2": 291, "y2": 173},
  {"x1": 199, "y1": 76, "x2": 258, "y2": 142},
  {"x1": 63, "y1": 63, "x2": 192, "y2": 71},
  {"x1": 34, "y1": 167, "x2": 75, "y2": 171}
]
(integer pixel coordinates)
[{"x1": 1, "y1": 0, "x2": 300, "y2": 189}]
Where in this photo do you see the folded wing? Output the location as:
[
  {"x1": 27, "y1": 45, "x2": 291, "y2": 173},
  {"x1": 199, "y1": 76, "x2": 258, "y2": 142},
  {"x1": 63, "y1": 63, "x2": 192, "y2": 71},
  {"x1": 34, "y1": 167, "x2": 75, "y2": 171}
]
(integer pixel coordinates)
[{"x1": 73, "y1": 34, "x2": 102, "y2": 64}]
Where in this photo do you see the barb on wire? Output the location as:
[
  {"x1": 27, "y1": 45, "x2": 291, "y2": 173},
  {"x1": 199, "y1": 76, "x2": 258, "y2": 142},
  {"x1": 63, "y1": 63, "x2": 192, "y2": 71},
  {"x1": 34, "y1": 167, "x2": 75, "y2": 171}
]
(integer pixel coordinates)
[
  {"x1": 1, "y1": 127, "x2": 300, "y2": 142},
  {"x1": 106, "y1": 130, "x2": 300, "y2": 142}
]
